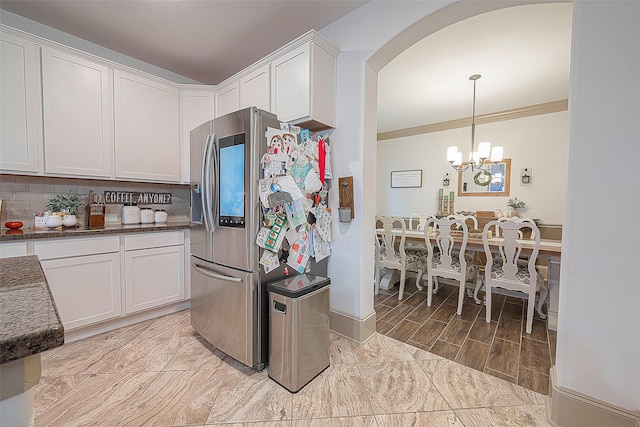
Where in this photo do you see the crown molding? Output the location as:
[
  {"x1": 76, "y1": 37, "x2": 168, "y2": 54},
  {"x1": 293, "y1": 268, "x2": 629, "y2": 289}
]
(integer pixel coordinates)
[{"x1": 377, "y1": 99, "x2": 568, "y2": 141}]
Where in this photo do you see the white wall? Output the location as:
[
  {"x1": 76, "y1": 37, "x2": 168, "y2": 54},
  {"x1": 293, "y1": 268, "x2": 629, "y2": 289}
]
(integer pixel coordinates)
[
  {"x1": 377, "y1": 111, "x2": 569, "y2": 224},
  {"x1": 558, "y1": 0, "x2": 640, "y2": 412},
  {"x1": 321, "y1": 0, "x2": 448, "y2": 318}
]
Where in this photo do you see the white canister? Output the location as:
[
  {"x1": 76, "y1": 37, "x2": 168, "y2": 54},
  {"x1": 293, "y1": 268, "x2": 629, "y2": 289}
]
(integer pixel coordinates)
[
  {"x1": 154, "y1": 209, "x2": 168, "y2": 223},
  {"x1": 122, "y1": 202, "x2": 141, "y2": 225},
  {"x1": 140, "y1": 207, "x2": 155, "y2": 224}
]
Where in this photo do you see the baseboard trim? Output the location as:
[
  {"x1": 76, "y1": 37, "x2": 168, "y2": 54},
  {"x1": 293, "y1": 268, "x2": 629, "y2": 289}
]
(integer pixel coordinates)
[
  {"x1": 329, "y1": 309, "x2": 376, "y2": 344},
  {"x1": 64, "y1": 301, "x2": 191, "y2": 343},
  {"x1": 548, "y1": 366, "x2": 640, "y2": 427},
  {"x1": 547, "y1": 310, "x2": 558, "y2": 331}
]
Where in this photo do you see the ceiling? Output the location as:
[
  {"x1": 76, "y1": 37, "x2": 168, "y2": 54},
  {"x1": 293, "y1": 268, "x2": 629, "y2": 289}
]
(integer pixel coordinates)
[
  {"x1": 0, "y1": 0, "x2": 367, "y2": 84},
  {"x1": 378, "y1": 3, "x2": 573, "y2": 133},
  {"x1": 1, "y1": 1, "x2": 572, "y2": 134}
]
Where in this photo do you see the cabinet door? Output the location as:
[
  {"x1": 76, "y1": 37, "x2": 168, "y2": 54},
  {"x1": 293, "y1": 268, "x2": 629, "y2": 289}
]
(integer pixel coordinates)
[
  {"x1": 125, "y1": 245, "x2": 185, "y2": 314},
  {"x1": 179, "y1": 89, "x2": 215, "y2": 183},
  {"x1": 271, "y1": 44, "x2": 310, "y2": 123},
  {"x1": 40, "y1": 253, "x2": 122, "y2": 330},
  {"x1": 114, "y1": 70, "x2": 180, "y2": 182},
  {"x1": 41, "y1": 47, "x2": 111, "y2": 177},
  {"x1": 0, "y1": 32, "x2": 41, "y2": 173},
  {"x1": 240, "y1": 65, "x2": 270, "y2": 111},
  {"x1": 271, "y1": 41, "x2": 336, "y2": 129},
  {"x1": 217, "y1": 81, "x2": 240, "y2": 117}
]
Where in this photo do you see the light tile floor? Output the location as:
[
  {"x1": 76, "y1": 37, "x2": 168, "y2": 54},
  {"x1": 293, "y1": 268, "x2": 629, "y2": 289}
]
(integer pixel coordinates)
[{"x1": 34, "y1": 309, "x2": 552, "y2": 426}]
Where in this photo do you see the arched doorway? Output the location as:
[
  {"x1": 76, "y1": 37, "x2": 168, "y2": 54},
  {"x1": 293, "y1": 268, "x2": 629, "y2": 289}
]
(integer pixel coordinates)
[{"x1": 364, "y1": 0, "x2": 571, "y2": 394}]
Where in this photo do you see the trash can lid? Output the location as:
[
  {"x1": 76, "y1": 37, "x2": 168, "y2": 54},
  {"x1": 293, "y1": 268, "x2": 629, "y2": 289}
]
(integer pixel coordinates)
[{"x1": 267, "y1": 274, "x2": 330, "y2": 298}]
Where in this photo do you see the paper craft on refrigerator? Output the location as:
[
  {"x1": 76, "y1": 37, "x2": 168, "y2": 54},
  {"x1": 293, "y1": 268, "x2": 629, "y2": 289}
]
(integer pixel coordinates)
[
  {"x1": 287, "y1": 229, "x2": 311, "y2": 274},
  {"x1": 313, "y1": 227, "x2": 331, "y2": 262},
  {"x1": 315, "y1": 203, "x2": 332, "y2": 242},
  {"x1": 256, "y1": 213, "x2": 287, "y2": 252},
  {"x1": 259, "y1": 250, "x2": 280, "y2": 274}
]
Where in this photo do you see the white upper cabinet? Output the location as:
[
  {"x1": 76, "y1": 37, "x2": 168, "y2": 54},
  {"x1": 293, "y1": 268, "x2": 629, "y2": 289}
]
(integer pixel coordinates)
[
  {"x1": 114, "y1": 70, "x2": 180, "y2": 182},
  {"x1": 271, "y1": 38, "x2": 337, "y2": 130},
  {"x1": 41, "y1": 47, "x2": 112, "y2": 178},
  {"x1": 240, "y1": 65, "x2": 271, "y2": 111},
  {"x1": 179, "y1": 88, "x2": 215, "y2": 183},
  {"x1": 217, "y1": 81, "x2": 240, "y2": 117},
  {"x1": 0, "y1": 32, "x2": 41, "y2": 173}
]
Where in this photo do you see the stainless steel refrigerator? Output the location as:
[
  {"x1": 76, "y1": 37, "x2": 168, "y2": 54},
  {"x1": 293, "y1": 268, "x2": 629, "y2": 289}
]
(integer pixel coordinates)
[{"x1": 189, "y1": 107, "x2": 326, "y2": 370}]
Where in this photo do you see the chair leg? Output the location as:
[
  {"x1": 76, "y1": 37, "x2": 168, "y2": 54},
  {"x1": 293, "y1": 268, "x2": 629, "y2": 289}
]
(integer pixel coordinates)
[
  {"x1": 398, "y1": 270, "x2": 406, "y2": 301},
  {"x1": 537, "y1": 284, "x2": 549, "y2": 319},
  {"x1": 485, "y1": 281, "x2": 492, "y2": 324},
  {"x1": 473, "y1": 275, "x2": 483, "y2": 304},
  {"x1": 525, "y1": 292, "x2": 536, "y2": 334},
  {"x1": 427, "y1": 275, "x2": 433, "y2": 307},
  {"x1": 374, "y1": 261, "x2": 380, "y2": 295},
  {"x1": 415, "y1": 268, "x2": 424, "y2": 291},
  {"x1": 457, "y1": 280, "x2": 465, "y2": 315},
  {"x1": 434, "y1": 277, "x2": 440, "y2": 294}
]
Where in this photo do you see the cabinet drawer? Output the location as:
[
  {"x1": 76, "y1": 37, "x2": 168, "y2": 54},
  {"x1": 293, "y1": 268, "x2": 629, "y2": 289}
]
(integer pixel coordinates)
[
  {"x1": 35, "y1": 235, "x2": 120, "y2": 260},
  {"x1": 124, "y1": 231, "x2": 184, "y2": 251},
  {"x1": 0, "y1": 241, "x2": 28, "y2": 258}
]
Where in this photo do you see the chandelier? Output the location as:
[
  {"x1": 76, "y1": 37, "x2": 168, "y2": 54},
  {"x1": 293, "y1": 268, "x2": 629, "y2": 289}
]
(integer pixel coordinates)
[{"x1": 447, "y1": 74, "x2": 503, "y2": 173}]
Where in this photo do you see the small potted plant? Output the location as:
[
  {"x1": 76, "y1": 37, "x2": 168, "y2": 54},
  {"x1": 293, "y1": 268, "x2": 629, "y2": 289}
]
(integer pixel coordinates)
[
  {"x1": 46, "y1": 192, "x2": 82, "y2": 227},
  {"x1": 507, "y1": 197, "x2": 526, "y2": 217}
]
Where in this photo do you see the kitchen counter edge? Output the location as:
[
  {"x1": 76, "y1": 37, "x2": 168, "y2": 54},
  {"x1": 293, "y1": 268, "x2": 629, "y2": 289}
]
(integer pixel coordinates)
[
  {"x1": 0, "y1": 221, "x2": 192, "y2": 242},
  {"x1": 0, "y1": 256, "x2": 64, "y2": 364}
]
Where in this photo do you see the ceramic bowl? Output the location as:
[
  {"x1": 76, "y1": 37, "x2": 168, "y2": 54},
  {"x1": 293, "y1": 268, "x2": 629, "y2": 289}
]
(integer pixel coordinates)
[
  {"x1": 4, "y1": 221, "x2": 23, "y2": 230},
  {"x1": 46, "y1": 214, "x2": 63, "y2": 228}
]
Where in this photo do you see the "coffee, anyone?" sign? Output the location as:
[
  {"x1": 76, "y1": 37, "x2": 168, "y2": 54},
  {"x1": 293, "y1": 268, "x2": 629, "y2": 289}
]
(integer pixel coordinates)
[{"x1": 103, "y1": 191, "x2": 172, "y2": 205}]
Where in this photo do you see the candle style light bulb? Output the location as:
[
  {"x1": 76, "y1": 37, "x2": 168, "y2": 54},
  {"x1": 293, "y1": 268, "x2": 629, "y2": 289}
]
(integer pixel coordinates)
[
  {"x1": 478, "y1": 142, "x2": 491, "y2": 159},
  {"x1": 447, "y1": 146, "x2": 458, "y2": 162}
]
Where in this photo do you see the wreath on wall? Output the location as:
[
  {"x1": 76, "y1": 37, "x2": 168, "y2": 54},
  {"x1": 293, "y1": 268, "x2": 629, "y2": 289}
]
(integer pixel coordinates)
[{"x1": 473, "y1": 170, "x2": 492, "y2": 187}]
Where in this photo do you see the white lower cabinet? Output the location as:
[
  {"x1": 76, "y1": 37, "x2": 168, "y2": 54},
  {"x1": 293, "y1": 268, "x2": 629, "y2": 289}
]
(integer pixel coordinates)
[
  {"x1": 36, "y1": 235, "x2": 122, "y2": 331},
  {"x1": 33, "y1": 231, "x2": 186, "y2": 333},
  {"x1": 124, "y1": 232, "x2": 185, "y2": 314},
  {"x1": 40, "y1": 253, "x2": 122, "y2": 330}
]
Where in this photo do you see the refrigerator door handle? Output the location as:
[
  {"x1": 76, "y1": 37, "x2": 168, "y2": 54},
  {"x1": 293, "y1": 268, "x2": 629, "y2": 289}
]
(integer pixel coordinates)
[
  {"x1": 191, "y1": 261, "x2": 243, "y2": 283},
  {"x1": 202, "y1": 133, "x2": 217, "y2": 232},
  {"x1": 211, "y1": 135, "x2": 220, "y2": 230}
]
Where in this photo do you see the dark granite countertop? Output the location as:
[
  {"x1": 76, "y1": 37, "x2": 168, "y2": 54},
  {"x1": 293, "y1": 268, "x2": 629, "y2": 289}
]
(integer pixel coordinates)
[
  {"x1": 0, "y1": 256, "x2": 64, "y2": 364},
  {"x1": 0, "y1": 221, "x2": 191, "y2": 241}
]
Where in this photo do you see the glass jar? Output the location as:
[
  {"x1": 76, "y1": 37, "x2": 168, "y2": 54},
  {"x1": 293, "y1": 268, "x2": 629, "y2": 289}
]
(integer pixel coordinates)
[
  {"x1": 140, "y1": 207, "x2": 154, "y2": 224},
  {"x1": 154, "y1": 209, "x2": 168, "y2": 223},
  {"x1": 121, "y1": 202, "x2": 141, "y2": 225}
]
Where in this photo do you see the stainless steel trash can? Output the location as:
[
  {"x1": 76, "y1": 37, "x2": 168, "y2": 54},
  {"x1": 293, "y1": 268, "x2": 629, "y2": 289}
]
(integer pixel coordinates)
[{"x1": 267, "y1": 274, "x2": 330, "y2": 393}]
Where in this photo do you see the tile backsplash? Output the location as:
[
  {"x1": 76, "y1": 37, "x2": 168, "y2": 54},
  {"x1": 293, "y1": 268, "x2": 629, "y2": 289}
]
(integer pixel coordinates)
[{"x1": 1, "y1": 174, "x2": 190, "y2": 227}]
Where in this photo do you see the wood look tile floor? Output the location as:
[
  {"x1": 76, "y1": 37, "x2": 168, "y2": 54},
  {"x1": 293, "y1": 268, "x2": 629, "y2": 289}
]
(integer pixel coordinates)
[
  {"x1": 376, "y1": 279, "x2": 557, "y2": 395},
  {"x1": 34, "y1": 309, "x2": 552, "y2": 426}
]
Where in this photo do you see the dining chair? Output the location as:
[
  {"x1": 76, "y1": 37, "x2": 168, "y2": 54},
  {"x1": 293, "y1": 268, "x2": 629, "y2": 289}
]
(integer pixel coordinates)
[
  {"x1": 481, "y1": 219, "x2": 548, "y2": 334},
  {"x1": 447, "y1": 213, "x2": 479, "y2": 232},
  {"x1": 423, "y1": 216, "x2": 480, "y2": 315},
  {"x1": 405, "y1": 213, "x2": 432, "y2": 290},
  {"x1": 494, "y1": 216, "x2": 537, "y2": 239},
  {"x1": 375, "y1": 215, "x2": 424, "y2": 300},
  {"x1": 409, "y1": 213, "x2": 430, "y2": 232}
]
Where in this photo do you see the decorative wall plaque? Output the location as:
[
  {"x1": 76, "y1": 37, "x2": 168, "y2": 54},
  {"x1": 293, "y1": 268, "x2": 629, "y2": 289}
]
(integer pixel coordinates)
[{"x1": 103, "y1": 191, "x2": 172, "y2": 205}]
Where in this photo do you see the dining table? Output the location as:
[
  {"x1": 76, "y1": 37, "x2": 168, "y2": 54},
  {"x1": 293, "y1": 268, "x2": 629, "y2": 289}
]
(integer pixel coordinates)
[{"x1": 375, "y1": 227, "x2": 563, "y2": 330}]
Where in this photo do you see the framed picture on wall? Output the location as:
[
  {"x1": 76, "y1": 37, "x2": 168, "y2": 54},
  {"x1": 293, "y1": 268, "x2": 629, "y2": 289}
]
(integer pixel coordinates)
[{"x1": 391, "y1": 170, "x2": 422, "y2": 188}]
